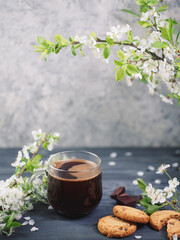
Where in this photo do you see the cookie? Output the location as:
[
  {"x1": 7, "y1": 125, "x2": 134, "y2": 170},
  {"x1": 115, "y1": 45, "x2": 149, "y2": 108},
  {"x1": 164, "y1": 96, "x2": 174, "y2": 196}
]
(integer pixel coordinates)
[
  {"x1": 113, "y1": 205, "x2": 149, "y2": 224},
  {"x1": 167, "y1": 219, "x2": 180, "y2": 240},
  {"x1": 149, "y1": 210, "x2": 180, "y2": 231},
  {"x1": 98, "y1": 215, "x2": 137, "y2": 238}
]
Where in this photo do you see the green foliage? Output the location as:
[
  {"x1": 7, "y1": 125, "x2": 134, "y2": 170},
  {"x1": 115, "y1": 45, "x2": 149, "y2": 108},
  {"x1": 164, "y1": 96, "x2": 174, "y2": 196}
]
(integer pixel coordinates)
[
  {"x1": 117, "y1": 49, "x2": 126, "y2": 61},
  {"x1": 137, "y1": 178, "x2": 147, "y2": 191},
  {"x1": 3, "y1": 213, "x2": 21, "y2": 236},
  {"x1": 138, "y1": 21, "x2": 153, "y2": 28},
  {"x1": 151, "y1": 41, "x2": 169, "y2": 48},
  {"x1": 157, "y1": 5, "x2": 168, "y2": 12},
  {"x1": 103, "y1": 45, "x2": 110, "y2": 59},
  {"x1": 121, "y1": 9, "x2": 140, "y2": 18},
  {"x1": 128, "y1": 30, "x2": 133, "y2": 42},
  {"x1": 106, "y1": 36, "x2": 114, "y2": 45},
  {"x1": 71, "y1": 45, "x2": 76, "y2": 56},
  {"x1": 115, "y1": 68, "x2": 126, "y2": 81},
  {"x1": 95, "y1": 43, "x2": 107, "y2": 49},
  {"x1": 127, "y1": 64, "x2": 140, "y2": 74}
]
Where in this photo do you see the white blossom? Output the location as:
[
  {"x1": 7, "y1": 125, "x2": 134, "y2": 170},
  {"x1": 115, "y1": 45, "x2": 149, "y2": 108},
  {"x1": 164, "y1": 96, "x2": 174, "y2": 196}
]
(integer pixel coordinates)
[
  {"x1": 168, "y1": 178, "x2": 179, "y2": 191},
  {"x1": 106, "y1": 24, "x2": 131, "y2": 41},
  {"x1": 156, "y1": 164, "x2": 170, "y2": 174},
  {"x1": 74, "y1": 35, "x2": 87, "y2": 44},
  {"x1": 22, "y1": 145, "x2": 30, "y2": 159},
  {"x1": 32, "y1": 129, "x2": 42, "y2": 141},
  {"x1": 164, "y1": 186, "x2": 173, "y2": 199},
  {"x1": 11, "y1": 151, "x2": 25, "y2": 168},
  {"x1": 159, "y1": 95, "x2": 173, "y2": 105},
  {"x1": 29, "y1": 142, "x2": 38, "y2": 154}
]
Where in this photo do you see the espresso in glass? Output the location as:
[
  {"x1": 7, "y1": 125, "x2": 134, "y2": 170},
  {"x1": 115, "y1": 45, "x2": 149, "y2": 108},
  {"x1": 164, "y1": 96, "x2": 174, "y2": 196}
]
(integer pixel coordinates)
[{"x1": 47, "y1": 151, "x2": 102, "y2": 217}]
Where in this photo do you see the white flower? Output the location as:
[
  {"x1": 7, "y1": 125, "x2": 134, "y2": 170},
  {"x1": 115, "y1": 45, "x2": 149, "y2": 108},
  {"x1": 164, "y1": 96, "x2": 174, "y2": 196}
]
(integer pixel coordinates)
[
  {"x1": 164, "y1": 47, "x2": 176, "y2": 61},
  {"x1": 140, "y1": 7, "x2": 157, "y2": 21},
  {"x1": 47, "y1": 138, "x2": 55, "y2": 151},
  {"x1": 11, "y1": 151, "x2": 25, "y2": 167},
  {"x1": 22, "y1": 145, "x2": 30, "y2": 159},
  {"x1": 156, "y1": 164, "x2": 170, "y2": 174},
  {"x1": 32, "y1": 129, "x2": 42, "y2": 141},
  {"x1": 168, "y1": 178, "x2": 179, "y2": 191},
  {"x1": 29, "y1": 142, "x2": 38, "y2": 154},
  {"x1": 74, "y1": 35, "x2": 87, "y2": 44},
  {"x1": 164, "y1": 186, "x2": 173, "y2": 199},
  {"x1": 159, "y1": 95, "x2": 173, "y2": 105},
  {"x1": 142, "y1": 59, "x2": 158, "y2": 75},
  {"x1": 53, "y1": 132, "x2": 60, "y2": 138},
  {"x1": 106, "y1": 24, "x2": 131, "y2": 41},
  {"x1": 146, "y1": 183, "x2": 155, "y2": 197}
]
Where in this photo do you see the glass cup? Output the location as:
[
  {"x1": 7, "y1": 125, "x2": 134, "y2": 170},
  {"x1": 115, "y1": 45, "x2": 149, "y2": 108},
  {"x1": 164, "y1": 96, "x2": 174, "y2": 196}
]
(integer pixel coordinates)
[{"x1": 30, "y1": 151, "x2": 102, "y2": 217}]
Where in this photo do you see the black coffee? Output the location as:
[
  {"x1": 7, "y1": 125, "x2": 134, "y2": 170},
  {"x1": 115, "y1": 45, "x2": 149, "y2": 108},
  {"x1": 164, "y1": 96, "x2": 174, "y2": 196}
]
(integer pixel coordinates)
[{"x1": 47, "y1": 159, "x2": 102, "y2": 217}]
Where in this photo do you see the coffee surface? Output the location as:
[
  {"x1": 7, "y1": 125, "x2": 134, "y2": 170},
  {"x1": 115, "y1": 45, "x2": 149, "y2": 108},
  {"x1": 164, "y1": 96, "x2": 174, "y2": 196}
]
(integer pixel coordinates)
[
  {"x1": 51, "y1": 159, "x2": 99, "y2": 180},
  {"x1": 48, "y1": 159, "x2": 102, "y2": 217}
]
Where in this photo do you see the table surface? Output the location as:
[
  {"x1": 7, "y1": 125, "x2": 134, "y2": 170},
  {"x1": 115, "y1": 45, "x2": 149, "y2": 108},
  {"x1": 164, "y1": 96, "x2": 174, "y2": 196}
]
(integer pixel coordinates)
[{"x1": 0, "y1": 147, "x2": 180, "y2": 240}]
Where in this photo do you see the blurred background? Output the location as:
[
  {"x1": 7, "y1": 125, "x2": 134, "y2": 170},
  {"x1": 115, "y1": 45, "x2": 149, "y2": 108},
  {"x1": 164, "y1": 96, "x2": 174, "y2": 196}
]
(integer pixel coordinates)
[{"x1": 0, "y1": 0, "x2": 180, "y2": 148}]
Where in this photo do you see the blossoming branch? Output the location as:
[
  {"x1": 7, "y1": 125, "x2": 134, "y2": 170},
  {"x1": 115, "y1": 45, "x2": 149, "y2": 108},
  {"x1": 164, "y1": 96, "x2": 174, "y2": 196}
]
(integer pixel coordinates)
[
  {"x1": 0, "y1": 129, "x2": 60, "y2": 236},
  {"x1": 137, "y1": 163, "x2": 180, "y2": 215},
  {"x1": 33, "y1": 0, "x2": 180, "y2": 105}
]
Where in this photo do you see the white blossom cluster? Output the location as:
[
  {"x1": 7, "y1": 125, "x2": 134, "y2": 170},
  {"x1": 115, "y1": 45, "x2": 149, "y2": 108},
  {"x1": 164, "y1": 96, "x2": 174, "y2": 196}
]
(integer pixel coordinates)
[
  {"x1": 74, "y1": 5, "x2": 180, "y2": 104},
  {"x1": 0, "y1": 175, "x2": 33, "y2": 222},
  {"x1": 74, "y1": 35, "x2": 109, "y2": 63},
  {"x1": 145, "y1": 164, "x2": 179, "y2": 205},
  {"x1": 11, "y1": 128, "x2": 60, "y2": 168},
  {"x1": 0, "y1": 129, "x2": 60, "y2": 236}
]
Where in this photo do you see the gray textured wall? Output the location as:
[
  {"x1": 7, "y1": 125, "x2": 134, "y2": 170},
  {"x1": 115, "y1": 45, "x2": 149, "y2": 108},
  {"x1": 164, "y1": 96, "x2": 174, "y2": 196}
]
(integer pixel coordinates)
[{"x1": 0, "y1": 0, "x2": 180, "y2": 148}]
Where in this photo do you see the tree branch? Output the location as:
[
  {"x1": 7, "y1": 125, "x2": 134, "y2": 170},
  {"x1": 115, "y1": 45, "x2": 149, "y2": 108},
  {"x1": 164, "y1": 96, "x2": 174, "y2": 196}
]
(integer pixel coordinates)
[{"x1": 96, "y1": 38, "x2": 164, "y2": 61}]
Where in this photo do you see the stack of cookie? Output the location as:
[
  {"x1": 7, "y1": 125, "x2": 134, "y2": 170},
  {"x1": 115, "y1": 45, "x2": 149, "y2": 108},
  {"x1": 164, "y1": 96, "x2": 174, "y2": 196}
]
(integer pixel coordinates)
[
  {"x1": 98, "y1": 205, "x2": 149, "y2": 238},
  {"x1": 98, "y1": 206, "x2": 180, "y2": 239}
]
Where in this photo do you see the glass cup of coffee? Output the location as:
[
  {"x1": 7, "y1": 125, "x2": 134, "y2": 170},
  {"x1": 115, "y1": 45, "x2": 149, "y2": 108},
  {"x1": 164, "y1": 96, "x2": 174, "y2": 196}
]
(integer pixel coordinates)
[{"x1": 30, "y1": 151, "x2": 102, "y2": 217}]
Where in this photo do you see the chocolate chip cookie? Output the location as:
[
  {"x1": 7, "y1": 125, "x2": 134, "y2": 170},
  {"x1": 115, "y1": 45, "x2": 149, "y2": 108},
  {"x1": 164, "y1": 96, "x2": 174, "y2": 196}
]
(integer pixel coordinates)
[
  {"x1": 98, "y1": 215, "x2": 137, "y2": 238},
  {"x1": 149, "y1": 210, "x2": 180, "y2": 231},
  {"x1": 113, "y1": 205, "x2": 149, "y2": 224}
]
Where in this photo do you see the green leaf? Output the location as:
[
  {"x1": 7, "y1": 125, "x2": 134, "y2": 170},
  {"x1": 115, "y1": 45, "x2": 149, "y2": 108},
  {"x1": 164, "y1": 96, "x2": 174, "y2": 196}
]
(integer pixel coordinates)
[
  {"x1": 89, "y1": 31, "x2": 96, "y2": 39},
  {"x1": 114, "y1": 60, "x2": 124, "y2": 67},
  {"x1": 117, "y1": 49, "x2": 125, "y2": 60},
  {"x1": 32, "y1": 45, "x2": 46, "y2": 52},
  {"x1": 151, "y1": 41, "x2": 169, "y2": 48},
  {"x1": 146, "y1": 205, "x2": 161, "y2": 215},
  {"x1": 147, "y1": 0, "x2": 159, "y2": 6},
  {"x1": 79, "y1": 46, "x2": 85, "y2": 56},
  {"x1": 71, "y1": 45, "x2": 76, "y2": 56},
  {"x1": 138, "y1": 21, "x2": 153, "y2": 27},
  {"x1": 40, "y1": 49, "x2": 48, "y2": 59},
  {"x1": 127, "y1": 64, "x2": 140, "y2": 74},
  {"x1": 106, "y1": 36, "x2": 114, "y2": 45},
  {"x1": 136, "y1": 0, "x2": 146, "y2": 5},
  {"x1": 121, "y1": 9, "x2": 140, "y2": 18},
  {"x1": 161, "y1": 27, "x2": 170, "y2": 41},
  {"x1": 128, "y1": 30, "x2": 133, "y2": 42},
  {"x1": 32, "y1": 154, "x2": 42, "y2": 164},
  {"x1": 6, "y1": 213, "x2": 15, "y2": 228},
  {"x1": 103, "y1": 45, "x2": 110, "y2": 59},
  {"x1": 54, "y1": 35, "x2": 65, "y2": 43},
  {"x1": 10, "y1": 222, "x2": 21, "y2": 228},
  {"x1": 37, "y1": 36, "x2": 49, "y2": 48},
  {"x1": 137, "y1": 178, "x2": 147, "y2": 192},
  {"x1": 95, "y1": 43, "x2": 107, "y2": 49},
  {"x1": 168, "y1": 18, "x2": 173, "y2": 42},
  {"x1": 139, "y1": 197, "x2": 151, "y2": 208},
  {"x1": 157, "y1": 5, "x2": 168, "y2": 12},
  {"x1": 115, "y1": 68, "x2": 126, "y2": 81}
]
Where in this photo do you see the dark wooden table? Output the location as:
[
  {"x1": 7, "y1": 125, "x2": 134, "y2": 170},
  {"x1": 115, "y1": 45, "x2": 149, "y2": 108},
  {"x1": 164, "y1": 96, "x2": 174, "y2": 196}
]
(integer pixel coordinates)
[{"x1": 0, "y1": 148, "x2": 180, "y2": 240}]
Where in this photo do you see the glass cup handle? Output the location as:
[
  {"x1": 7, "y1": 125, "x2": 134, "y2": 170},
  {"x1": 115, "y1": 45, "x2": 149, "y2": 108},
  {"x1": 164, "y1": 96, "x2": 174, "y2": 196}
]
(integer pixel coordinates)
[{"x1": 29, "y1": 170, "x2": 49, "y2": 204}]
